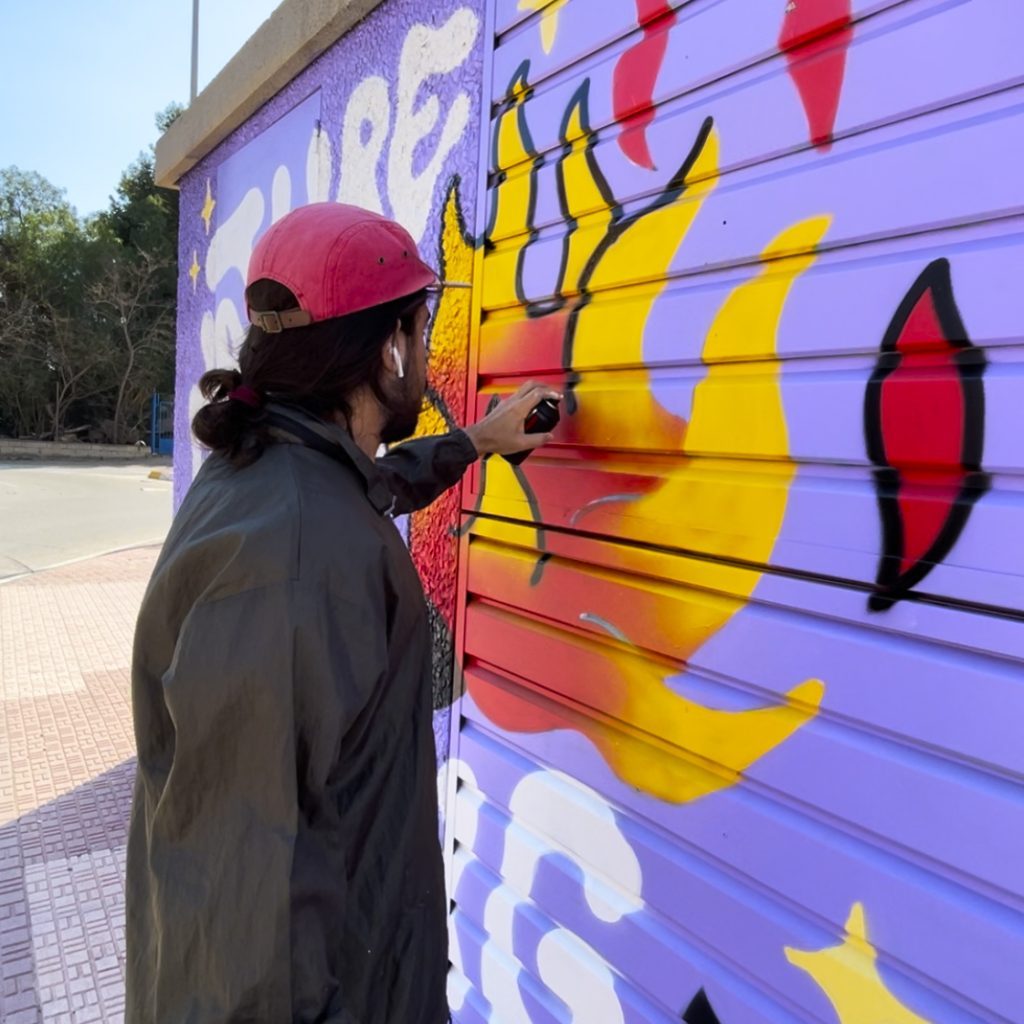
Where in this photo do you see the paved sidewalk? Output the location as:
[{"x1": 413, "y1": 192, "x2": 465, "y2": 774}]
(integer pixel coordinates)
[{"x1": 0, "y1": 546, "x2": 159, "y2": 1023}]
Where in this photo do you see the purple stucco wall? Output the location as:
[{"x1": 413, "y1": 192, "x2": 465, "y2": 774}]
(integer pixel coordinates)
[{"x1": 175, "y1": 0, "x2": 484, "y2": 508}]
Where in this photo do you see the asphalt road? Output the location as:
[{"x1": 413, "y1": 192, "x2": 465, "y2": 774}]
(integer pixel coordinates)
[{"x1": 0, "y1": 460, "x2": 173, "y2": 581}]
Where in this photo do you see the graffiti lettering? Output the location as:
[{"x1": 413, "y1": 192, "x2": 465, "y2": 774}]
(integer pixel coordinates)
[
  {"x1": 385, "y1": 9, "x2": 478, "y2": 242},
  {"x1": 339, "y1": 76, "x2": 390, "y2": 213}
]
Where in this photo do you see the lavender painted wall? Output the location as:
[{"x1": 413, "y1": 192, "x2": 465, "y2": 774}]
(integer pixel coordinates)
[{"x1": 448, "y1": 1, "x2": 1024, "y2": 1023}]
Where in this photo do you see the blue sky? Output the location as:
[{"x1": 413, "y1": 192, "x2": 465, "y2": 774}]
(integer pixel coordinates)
[{"x1": 1, "y1": 0, "x2": 281, "y2": 217}]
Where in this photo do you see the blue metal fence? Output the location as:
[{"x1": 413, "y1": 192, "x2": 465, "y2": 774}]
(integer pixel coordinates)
[{"x1": 150, "y1": 392, "x2": 174, "y2": 456}]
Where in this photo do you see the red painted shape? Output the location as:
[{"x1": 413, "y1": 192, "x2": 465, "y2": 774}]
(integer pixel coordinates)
[
  {"x1": 468, "y1": 667, "x2": 568, "y2": 735},
  {"x1": 893, "y1": 473, "x2": 961, "y2": 575},
  {"x1": 464, "y1": 603, "x2": 632, "y2": 732},
  {"x1": 879, "y1": 286, "x2": 967, "y2": 574},
  {"x1": 779, "y1": 0, "x2": 853, "y2": 150},
  {"x1": 880, "y1": 285, "x2": 965, "y2": 470},
  {"x1": 865, "y1": 259, "x2": 987, "y2": 610},
  {"x1": 613, "y1": 1, "x2": 678, "y2": 169},
  {"x1": 522, "y1": 462, "x2": 663, "y2": 529},
  {"x1": 480, "y1": 312, "x2": 569, "y2": 376}
]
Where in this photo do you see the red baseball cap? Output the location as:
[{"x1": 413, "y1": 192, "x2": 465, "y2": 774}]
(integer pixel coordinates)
[{"x1": 245, "y1": 203, "x2": 441, "y2": 332}]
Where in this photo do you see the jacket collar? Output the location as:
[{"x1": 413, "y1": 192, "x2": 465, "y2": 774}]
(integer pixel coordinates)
[{"x1": 264, "y1": 402, "x2": 397, "y2": 517}]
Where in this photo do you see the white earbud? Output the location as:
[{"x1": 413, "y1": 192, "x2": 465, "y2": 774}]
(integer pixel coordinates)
[{"x1": 391, "y1": 344, "x2": 404, "y2": 379}]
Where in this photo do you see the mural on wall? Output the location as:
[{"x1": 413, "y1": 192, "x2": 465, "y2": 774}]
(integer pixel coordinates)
[
  {"x1": 447, "y1": 1, "x2": 1022, "y2": 1023},
  {"x1": 466, "y1": 64, "x2": 826, "y2": 805},
  {"x1": 409, "y1": 177, "x2": 475, "y2": 712},
  {"x1": 170, "y1": 0, "x2": 1023, "y2": 1022},
  {"x1": 179, "y1": 5, "x2": 481, "y2": 483},
  {"x1": 174, "y1": 0, "x2": 484, "y2": 765}
]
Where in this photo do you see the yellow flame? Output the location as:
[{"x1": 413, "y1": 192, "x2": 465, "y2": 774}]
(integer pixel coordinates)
[
  {"x1": 518, "y1": 0, "x2": 569, "y2": 54},
  {"x1": 472, "y1": 77, "x2": 830, "y2": 802},
  {"x1": 413, "y1": 179, "x2": 474, "y2": 442}
]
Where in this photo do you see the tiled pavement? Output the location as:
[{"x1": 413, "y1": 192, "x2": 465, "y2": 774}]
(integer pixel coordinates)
[{"x1": 1, "y1": 547, "x2": 159, "y2": 1023}]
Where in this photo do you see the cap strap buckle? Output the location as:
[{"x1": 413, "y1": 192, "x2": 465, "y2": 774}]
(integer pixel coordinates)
[
  {"x1": 259, "y1": 311, "x2": 284, "y2": 333},
  {"x1": 251, "y1": 308, "x2": 314, "y2": 333}
]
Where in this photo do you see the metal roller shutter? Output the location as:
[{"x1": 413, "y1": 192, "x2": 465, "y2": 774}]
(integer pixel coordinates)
[{"x1": 445, "y1": 2, "x2": 1024, "y2": 1022}]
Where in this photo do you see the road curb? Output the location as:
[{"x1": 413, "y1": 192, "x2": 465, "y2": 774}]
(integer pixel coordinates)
[
  {"x1": 0, "y1": 541, "x2": 166, "y2": 587},
  {"x1": 0, "y1": 439, "x2": 154, "y2": 460}
]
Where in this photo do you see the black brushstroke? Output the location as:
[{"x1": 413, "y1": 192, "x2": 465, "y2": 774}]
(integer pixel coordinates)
[
  {"x1": 682, "y1": 987, "x2": 722, "y2": 1024},
  {"x1": 482, "y1": 61, "x2": 544, "y2": 307},
  {"x1": 543, "y1": 77, "x2": 621, "y2": 322}
]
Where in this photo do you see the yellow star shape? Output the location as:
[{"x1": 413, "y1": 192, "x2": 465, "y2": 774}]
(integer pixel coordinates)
[
  {"x1": 518, "y1": 0, "x2": 568, "y2": 54},
  {"x1": 188, "y1": 250, "x2": 201, "y2": 291},
  {"x1": 200, "y1": 179, "x2": 216, "y2": 235},
  {"x1": 785, "y1": 903, "x2": 931, "y2": 1023}
]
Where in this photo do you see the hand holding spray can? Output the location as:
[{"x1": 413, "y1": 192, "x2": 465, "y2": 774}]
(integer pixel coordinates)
[{"x1": 503, "y1": 397, "x2": 561, "y2": 466}]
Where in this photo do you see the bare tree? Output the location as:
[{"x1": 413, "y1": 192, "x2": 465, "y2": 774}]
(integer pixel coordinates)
[
  {"x1": 37, "y1": 297, "x2": 110, "y2": 440},
  {"x1": 89, "y1": 247, "x2": 175, "y2": 443},
  {"x1": 0, "y1": 283, "x2": 48, "y2": 436}
]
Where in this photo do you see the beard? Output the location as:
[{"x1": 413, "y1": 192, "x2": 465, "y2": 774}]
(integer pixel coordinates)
[{"x1": 379, "y1": 370, "x2": 425, "y2": 445}]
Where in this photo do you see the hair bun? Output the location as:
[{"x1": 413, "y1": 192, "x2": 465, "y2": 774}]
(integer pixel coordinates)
[{"x1": 199, "y1": 368, "x2": 243, "y2": 404}]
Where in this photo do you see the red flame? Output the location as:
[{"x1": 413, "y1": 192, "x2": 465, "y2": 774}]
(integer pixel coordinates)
[
  {"x1": 613, "y1": 1, "x2": 677, "y2": 169},
  {"x1": 779, "y1": 0, "x2": 853, "y2": 151}
]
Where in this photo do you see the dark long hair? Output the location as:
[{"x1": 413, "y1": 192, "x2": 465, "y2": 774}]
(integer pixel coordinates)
[{"x1": 192, "y1": 279, "x2": 425, "y2": 468}]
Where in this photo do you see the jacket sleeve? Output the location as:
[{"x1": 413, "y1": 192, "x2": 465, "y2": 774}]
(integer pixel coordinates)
[
  {"x1": 375, "y1": 429, "x2": 478, "y2": 515},
  {"x1": 140, "y1": 584, "x2": 300, "y2": 1023},
  {"x1": 138, "y1": 580, "x2": 377, "y2": 1024}
]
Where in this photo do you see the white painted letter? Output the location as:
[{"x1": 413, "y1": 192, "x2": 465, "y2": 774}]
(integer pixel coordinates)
[
  {"x1": 386, "y1": 9, "x2": 479, "y2": 243},
  {"x1": 339, "y1": 75, "x2": 390, "y2": 213}
]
